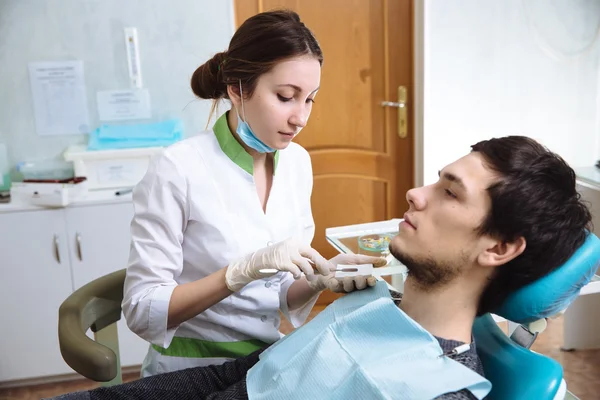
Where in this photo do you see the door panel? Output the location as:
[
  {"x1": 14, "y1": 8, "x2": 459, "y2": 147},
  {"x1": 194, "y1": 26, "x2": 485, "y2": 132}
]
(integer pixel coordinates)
[
  {"x1": 234, "y1": 1, "x2": 414, "y2": 303},
  {"x1": 282, "y1": 1, "x2": 387, "y2": 152},
  {"x1": 313, "y1": 177, "x2": 388, "y2": 256}
]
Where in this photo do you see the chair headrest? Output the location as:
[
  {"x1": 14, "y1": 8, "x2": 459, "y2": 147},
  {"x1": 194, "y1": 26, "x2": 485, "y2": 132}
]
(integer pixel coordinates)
[{"x1": 493, "y1": 232, "x2": 600, "y2": 324}]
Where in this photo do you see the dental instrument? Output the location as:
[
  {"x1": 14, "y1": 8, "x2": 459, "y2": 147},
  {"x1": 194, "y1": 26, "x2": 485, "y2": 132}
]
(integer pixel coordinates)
[{"x1": 258, "y1": 267, "x2": 359, "y2": 274}]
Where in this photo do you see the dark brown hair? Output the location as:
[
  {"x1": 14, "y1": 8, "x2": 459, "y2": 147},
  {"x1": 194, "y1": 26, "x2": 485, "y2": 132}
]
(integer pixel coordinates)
[
  {"x1": 191, "y1": 9, "x2": 323, "y2": 109},
  {"x1": 471, "y1": 136, "x2": 592, "y2": 316}
]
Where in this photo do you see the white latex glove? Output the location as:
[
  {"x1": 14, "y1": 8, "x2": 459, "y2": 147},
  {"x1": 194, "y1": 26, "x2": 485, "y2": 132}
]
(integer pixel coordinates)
[
  {"x1": 307, "y1": 254, "x2": 387, "y2": 293},
  {"x1": 225, "y1": 238, "x2": 332, "y2": 292}
]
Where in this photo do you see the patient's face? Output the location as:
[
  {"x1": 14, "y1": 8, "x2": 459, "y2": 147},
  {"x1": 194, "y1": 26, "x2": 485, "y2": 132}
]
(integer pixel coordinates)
[{"x1": 390, "y1": 152, "x2": 498, "y2": 289}]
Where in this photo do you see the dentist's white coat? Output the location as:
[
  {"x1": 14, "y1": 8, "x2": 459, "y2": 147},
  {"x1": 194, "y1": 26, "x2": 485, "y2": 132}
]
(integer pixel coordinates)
[{"x1": 122, "y1": 113, "x2": 317, "y2": 377}]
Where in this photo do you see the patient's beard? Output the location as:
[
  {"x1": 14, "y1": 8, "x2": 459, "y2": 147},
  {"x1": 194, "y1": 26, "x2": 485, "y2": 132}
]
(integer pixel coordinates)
[{"x1": 390, "y1": 244, "x2": 464, "y2": 292}]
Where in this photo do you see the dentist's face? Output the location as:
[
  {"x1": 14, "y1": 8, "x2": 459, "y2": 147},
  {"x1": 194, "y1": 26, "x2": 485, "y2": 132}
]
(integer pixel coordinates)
[
  {"x1": 232, "y1": 55, "x2": 321, "y2": 150},
  {"x1": 389, "y1": 152, "x2": 499, "y2": 289}
]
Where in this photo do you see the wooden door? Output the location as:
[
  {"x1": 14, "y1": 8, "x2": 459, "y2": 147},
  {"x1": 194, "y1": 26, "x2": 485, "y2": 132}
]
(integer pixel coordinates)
[{"x1": 234, "y1": 1, "x2": 414, "y2": 302}]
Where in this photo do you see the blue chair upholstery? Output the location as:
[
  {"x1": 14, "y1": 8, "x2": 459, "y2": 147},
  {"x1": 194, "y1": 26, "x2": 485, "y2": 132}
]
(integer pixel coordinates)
[
  {"x1": 473, "y1": 232, "x2": 600, "y2": 399},
  {"x1": 473, "y1": 314, "x2": 564, "y2": 400}
]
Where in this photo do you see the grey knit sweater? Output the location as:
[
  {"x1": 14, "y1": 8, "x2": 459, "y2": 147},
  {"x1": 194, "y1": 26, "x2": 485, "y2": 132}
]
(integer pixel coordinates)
[{"x1": 389, "y1": 289, "x2": 485, "y2": 400}]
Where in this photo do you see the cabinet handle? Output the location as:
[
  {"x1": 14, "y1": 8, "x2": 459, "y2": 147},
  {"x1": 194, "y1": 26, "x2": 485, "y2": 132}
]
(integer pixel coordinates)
[
  {"x1": 53, "y1": 235, "x2": 61, "y2": 264},
  {"x1": 76, "y1": 233, "x2": 83, "y2": 261}
]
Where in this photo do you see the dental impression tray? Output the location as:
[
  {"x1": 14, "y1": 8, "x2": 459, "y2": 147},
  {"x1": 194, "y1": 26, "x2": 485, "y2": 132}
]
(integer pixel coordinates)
[{"x1": 334, "y1": 264, "x2": 374, "y2": 278}]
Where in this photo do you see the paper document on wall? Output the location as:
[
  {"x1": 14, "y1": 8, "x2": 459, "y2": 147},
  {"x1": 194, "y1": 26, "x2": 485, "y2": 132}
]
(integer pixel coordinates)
[
  {"x1": 97, "y1": 89, "x2": 151, "y2": 121},
  {"x1": 28, "y1": 60, "x2": 90, "y2": 136}
]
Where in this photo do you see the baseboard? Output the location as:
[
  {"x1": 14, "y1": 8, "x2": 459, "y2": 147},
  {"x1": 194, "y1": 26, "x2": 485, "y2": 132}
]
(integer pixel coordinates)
[{"x1": 0, "y1": 365, "x2": 141, "y2": 389}]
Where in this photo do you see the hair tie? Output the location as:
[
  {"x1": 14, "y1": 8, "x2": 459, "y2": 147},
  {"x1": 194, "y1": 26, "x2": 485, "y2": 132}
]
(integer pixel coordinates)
[{"x1": 218, "y1": 58, "x2": 227, "y2": 72}]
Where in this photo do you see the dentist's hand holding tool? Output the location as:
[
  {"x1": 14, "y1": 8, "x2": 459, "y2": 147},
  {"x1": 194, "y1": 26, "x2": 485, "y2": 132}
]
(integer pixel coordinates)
[
  {"x1": 225, "y1": 238, "x2": 332, "y2": 292},
  {"x1": 307, "y1": 253, "x2": 388, "y2": 293}
]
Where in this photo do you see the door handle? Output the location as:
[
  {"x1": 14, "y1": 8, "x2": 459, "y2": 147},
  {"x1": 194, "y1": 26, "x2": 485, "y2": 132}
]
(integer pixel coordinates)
[
  {"x1": 381, "y1": 86, "x2": 408, "y2": 138},
  {"x1": 53, "y1": 234, "x2": 61, "y2": 264},
  {"x1": 76, "y1": 233, "x2": 83, "y2": 261}
]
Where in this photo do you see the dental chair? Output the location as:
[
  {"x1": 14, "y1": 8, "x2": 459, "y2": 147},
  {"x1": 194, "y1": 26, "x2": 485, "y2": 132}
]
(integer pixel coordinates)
[
  {"x1": 473, "y1": 232, "x2": 600, "y2": 400},
  {"x1": 57, "y1": 233, "x2": 600, "y2": 399}
]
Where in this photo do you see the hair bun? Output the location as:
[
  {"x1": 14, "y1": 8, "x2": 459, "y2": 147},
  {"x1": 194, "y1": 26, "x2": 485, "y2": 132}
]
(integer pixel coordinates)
[{"x1": 190, "y1": 51, "x2": 228, "y2": 99}]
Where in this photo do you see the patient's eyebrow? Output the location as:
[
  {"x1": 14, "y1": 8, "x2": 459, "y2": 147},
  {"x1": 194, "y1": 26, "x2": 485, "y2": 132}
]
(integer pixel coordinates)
[{"x1": 438, "y1": 170, "x2": 467, "y2": 191}]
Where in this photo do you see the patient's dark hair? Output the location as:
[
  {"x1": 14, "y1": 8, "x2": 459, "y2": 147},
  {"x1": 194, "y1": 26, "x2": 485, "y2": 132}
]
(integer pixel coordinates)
[
  {"x1": 190, "y1": 9, "x2": 322, "y2": 120},
  {"x1": 472, "y1": 136, "x2": 592, "y2": 316}
]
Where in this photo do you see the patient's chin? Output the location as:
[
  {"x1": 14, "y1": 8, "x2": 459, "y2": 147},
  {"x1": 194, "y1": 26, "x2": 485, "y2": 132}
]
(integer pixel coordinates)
[{"x1": 390, "y1": 246, "x2": 461, "y2": 291}]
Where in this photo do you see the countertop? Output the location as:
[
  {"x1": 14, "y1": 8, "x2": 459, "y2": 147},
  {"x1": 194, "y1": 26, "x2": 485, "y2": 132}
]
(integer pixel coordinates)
[{"x1": 0, "y1": 188, "x2": 133, "y2": 213}]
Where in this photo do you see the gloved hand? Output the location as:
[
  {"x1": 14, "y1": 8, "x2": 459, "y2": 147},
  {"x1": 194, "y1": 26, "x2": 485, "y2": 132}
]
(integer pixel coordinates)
[
  {"x1": 225, "y1": 238, "x2": 332, "y2": 292},
  {"x1": 307, "y1": 254, "x2": 388, "y2": 293}
]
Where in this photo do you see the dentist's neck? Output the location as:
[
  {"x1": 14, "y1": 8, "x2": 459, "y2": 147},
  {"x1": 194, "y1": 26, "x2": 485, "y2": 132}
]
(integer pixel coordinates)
[
  {"x1": 399, "y1": 277, "x2": 480, "y2": 344},
  {"x1": 226, "y1": 110, "x2": 267, "y2": 161}
]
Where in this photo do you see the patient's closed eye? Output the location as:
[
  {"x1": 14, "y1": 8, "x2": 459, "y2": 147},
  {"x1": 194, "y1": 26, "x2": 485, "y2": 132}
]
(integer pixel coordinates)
[{"x1": 444, "y1": 189, "x2": 457, "y2": 199}]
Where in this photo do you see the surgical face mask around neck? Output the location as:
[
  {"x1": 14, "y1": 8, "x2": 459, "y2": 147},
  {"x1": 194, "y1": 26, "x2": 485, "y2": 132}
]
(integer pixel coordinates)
[{"x1": 235, "y1": 82, "x2": 275, "y2": 153}]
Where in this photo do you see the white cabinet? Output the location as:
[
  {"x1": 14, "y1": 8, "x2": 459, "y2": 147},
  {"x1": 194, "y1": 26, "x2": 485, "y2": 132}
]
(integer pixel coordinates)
[
  {"x1": 0, "y1": 209, "x2": 74, "y2": 381},
  {"x1": 562, "y1": 180, "x2": 600, "y2": 350},
  {"x1": 0, "y1": 200, "x2": 148, "y2": 383},
  {"x1": 65, "y1": 203, "x2": 148, "y2": 367}
]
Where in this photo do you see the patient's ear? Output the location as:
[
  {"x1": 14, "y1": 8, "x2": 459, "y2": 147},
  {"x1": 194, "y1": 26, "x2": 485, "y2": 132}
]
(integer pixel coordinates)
[{"x1": 478, "y1": 236, "x2": 526, "y2": 267}]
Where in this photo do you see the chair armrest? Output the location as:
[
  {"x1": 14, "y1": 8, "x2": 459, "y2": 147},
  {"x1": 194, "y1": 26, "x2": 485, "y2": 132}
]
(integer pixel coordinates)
[{"x1": 58, "y1": 269, "x2": 126, "y2": 382}]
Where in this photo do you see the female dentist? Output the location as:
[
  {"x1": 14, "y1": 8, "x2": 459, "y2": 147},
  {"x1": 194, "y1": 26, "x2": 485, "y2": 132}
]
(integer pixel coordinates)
[{"x1": 122, "y1": 9, "x2": 385, "y2": 377}]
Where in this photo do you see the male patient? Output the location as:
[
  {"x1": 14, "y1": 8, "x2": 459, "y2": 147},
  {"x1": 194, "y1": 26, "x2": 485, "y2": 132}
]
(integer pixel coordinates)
[{"x1": 52, "y1": 136, "x2": 592, "y2": 400}]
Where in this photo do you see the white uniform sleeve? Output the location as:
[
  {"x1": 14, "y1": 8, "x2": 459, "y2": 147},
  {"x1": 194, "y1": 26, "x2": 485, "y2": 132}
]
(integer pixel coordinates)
[
  {"x1": 122, "y1": 150, "x2": 188, "y2": 348},
  {"x1": 279, "y1": 149, "x2": 318, "y2": 327}
]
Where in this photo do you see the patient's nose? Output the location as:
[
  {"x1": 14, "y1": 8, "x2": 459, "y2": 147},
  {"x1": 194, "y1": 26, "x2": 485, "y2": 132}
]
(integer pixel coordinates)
[{"x1": 406, "y1": 187, "x2": 426, "y2": 211}]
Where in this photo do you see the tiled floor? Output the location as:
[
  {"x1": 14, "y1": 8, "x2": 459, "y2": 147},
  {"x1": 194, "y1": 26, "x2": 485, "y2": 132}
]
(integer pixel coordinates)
[{"x1": 1, "y1": 309, "x2": 599, "y2": 399}]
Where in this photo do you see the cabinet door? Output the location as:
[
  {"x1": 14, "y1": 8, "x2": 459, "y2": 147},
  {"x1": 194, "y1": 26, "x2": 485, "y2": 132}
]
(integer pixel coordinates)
[
  {"x1": 65, "y1": 203, "x2": 149, "y2": 367},
  {"x1": 0, "y1": 209, "x2": 74, "y2": 381}
]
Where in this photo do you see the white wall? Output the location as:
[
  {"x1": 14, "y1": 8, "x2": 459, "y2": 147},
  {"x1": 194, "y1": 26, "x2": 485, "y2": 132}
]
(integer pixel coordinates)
[
  {"x1": 423, "y1": 0, "x2": 600, "y2": 185},
  {"x1": 0, "y1": 0, "x2": 234, "y2": 174}
]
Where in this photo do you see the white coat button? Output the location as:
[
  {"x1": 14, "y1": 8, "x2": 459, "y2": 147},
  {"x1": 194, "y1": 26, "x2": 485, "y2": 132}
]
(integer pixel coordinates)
[
  {"x1": 261, "y1": 315, "x2": 268, "y2": 322},
  {"x1": 265, "y1": 281, "x2": 272, "y2": 288},
  {"x1": 267, "y1": 241, "x2": 273, "y2": 246}
]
